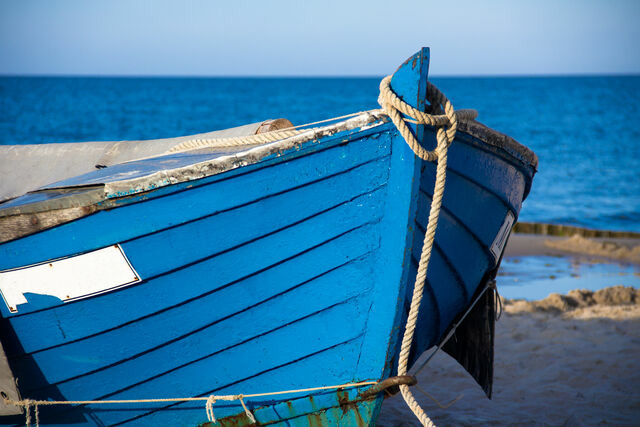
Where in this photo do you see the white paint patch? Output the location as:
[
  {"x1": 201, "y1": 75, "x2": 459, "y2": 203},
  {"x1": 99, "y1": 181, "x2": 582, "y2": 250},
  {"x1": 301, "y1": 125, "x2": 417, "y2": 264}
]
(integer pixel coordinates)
[
  {"x1": 490, "y1": 211, "x2": 515, "y2": 263},
  {"x1": 0, "y1": 245, "x2": 140, "y2": 313}
]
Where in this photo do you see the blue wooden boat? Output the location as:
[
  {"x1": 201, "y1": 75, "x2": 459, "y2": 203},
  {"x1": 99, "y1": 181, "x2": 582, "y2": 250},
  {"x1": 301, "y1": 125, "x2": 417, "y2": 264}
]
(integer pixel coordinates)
[{"x1": 0, "y1": 48, "x2": 536, "y2": 426}]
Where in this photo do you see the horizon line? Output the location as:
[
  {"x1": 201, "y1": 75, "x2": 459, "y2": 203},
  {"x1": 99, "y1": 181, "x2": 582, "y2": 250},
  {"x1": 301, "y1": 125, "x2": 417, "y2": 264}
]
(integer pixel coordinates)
[{"x1": 1, "y1": 72, "x2": 639, "y2": 79}]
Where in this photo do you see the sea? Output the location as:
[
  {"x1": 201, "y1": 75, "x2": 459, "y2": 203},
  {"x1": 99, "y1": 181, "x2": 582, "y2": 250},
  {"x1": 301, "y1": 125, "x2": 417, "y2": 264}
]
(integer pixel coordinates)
[
  {"x1": 1, "y1": 75, "x2": 639, "y2": 299},
  {"x1": 1, "y1": 75, "x2": 639, "y2": 233}
]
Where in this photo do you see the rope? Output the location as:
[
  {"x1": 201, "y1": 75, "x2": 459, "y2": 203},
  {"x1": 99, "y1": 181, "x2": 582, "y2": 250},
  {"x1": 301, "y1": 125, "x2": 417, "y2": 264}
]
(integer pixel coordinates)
[
  {"x1": 491, "y1": 279, "x2": 504, "y2": 321},
  {"x1": 378, "y1": 76, "x2": 477, "y2": 162},
  {"x1": 3, "y1": 381, "x2": 376, "y2": 426},
  {"x1": 167, "y1": 111, "x2": 369, "y2": 153},
  {"x1": 168, "y1": 128, "x2": 307, "y2": 152},
  {"x1": 415, "y1": 385, "x2": 463, "y2": 410},
  {"x1": 378, "y1": 74, "x2": 476, "y2": 427}
]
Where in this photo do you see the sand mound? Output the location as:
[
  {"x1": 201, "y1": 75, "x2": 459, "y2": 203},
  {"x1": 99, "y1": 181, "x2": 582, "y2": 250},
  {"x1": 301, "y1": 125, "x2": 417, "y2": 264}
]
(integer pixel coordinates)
[
  {"x1": 544, "y1": 234, "x2": 640, "y2": 263},
  {"x1": 503, "y1": 285, "x2": 640, "y2": 316},
  {"x1": 378, "y1": 288, "x2": 640, "y2": 426}
]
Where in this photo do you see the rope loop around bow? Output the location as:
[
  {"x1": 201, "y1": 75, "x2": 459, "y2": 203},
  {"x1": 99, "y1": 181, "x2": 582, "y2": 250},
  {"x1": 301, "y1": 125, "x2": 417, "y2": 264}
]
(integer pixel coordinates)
[{"x1": 377, "y1": 75, "x2": 477, "y2": 162}]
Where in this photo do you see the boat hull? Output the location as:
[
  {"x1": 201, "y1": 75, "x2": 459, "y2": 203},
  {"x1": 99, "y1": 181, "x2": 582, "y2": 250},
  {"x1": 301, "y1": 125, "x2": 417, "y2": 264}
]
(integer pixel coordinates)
[
  {"x1": 0, "y1": 49, "x2": 536, "y2": 426},
  {"x1": 0, "y1": 126, "x2": 421, "y2": 426}
]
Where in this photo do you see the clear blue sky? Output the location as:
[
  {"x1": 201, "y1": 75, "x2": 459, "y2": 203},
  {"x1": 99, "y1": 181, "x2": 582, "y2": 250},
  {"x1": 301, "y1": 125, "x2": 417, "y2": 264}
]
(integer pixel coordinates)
[{"x1": 1, "y1": 0, "x2": 638, "y2": 76}]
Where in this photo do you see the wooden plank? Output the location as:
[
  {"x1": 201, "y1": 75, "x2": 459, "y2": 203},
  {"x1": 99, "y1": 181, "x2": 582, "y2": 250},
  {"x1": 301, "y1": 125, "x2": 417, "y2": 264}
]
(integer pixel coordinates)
[
  {"x1": 111, "y1": 340, "x2": 369, "y2": 426},
  {"x1": 7, "y1": 190, "x2": 386, "y2": 353},
  {"x1": 36, "y1": 261, "x2": 373, "y2": 397},
  {"x1": 16, "y1": 233, "x2": 379, "y2": 386},
  {"x1": 0, "y1": 133, "x2": 391, "y2": 272},
  {"x1": 123, "y1": 158, "x2": 389, "y2": 280},
  {"x1": 43, "y1": 300, "x2": 370, "y2": 425}
]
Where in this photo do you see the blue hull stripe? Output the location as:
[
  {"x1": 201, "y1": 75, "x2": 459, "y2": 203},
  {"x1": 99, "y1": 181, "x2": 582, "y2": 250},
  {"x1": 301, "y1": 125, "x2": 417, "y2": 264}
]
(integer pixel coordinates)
[
  {"x1": 0, "y1": 135, "x2": 390, "y2": 273},
  {"x1": 23, "y1": 252, "x2": 377, "y2": 390}
]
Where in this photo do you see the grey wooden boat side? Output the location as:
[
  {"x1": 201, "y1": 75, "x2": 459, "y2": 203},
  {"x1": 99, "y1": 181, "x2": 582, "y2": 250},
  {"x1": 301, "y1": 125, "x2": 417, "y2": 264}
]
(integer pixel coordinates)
[{"x1": 0, "y1": 121, "x2": 269, "y2": 203}]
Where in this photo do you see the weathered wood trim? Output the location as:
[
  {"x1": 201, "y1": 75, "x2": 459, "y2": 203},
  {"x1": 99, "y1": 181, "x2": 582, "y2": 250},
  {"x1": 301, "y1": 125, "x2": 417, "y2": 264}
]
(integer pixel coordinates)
[
  {"x1": 0, "y1": 113, "x2": 387, "y2": 243},
  {"x1": 459, "y1": 120, "x2": 538, "y2": 169},
  {"x1": 0, "y1": 205, "x2": 99, "y2": 243}
]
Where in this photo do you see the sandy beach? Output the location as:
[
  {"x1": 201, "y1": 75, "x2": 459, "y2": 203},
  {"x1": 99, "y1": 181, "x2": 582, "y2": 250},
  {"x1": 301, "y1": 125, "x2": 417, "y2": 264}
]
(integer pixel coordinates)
[
  {"x1": 378, "y1": 234, "x2": 640, "y2": 426},
  {"x1": 504, "y1": 233, "x2": 640, "y2": 264}
]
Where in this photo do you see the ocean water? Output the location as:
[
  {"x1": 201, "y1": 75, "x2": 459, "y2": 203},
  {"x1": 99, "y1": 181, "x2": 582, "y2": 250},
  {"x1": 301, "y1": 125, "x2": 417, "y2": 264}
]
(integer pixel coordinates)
[{"x1": 1, "y1": 76, "x2": 639, "y2": 232}]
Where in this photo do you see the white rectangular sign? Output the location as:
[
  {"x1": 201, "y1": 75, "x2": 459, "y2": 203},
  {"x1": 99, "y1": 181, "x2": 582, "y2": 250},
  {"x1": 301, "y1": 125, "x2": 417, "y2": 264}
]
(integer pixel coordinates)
[
  {"x1": 490, "y1": 211, "x2": 515, "y2": 263},
  {"x1": 0, "y1": 245, "x2": 140, "y2": 313}
]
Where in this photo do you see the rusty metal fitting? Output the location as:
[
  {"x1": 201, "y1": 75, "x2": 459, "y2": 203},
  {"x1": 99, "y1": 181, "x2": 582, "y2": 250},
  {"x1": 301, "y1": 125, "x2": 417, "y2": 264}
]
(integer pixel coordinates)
[{"x1": 358, "y1": 375, "x2": 417, "y2": 399}]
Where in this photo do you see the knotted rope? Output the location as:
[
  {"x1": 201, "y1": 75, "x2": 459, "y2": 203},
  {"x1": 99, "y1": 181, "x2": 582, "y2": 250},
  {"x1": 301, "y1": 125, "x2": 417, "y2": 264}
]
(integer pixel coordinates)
[
  {"x1": 378, "y1": 75, "x2": 476, "y2": 427},
  {"x1": 204, "y1": 394, "x2": 255, "y2": 424},
  {"x1": 378, "y1": 76, "x2": 477, "y2": 161}
]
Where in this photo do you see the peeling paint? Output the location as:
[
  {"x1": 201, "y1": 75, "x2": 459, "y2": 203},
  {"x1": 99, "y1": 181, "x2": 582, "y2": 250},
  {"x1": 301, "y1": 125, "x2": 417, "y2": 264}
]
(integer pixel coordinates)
[
  {"x1": 103, "y1": 111, "x2": 387, "y2": 199},
  {"x1": 199, "y1": 391, "x2": 379, "y2": 426}
]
